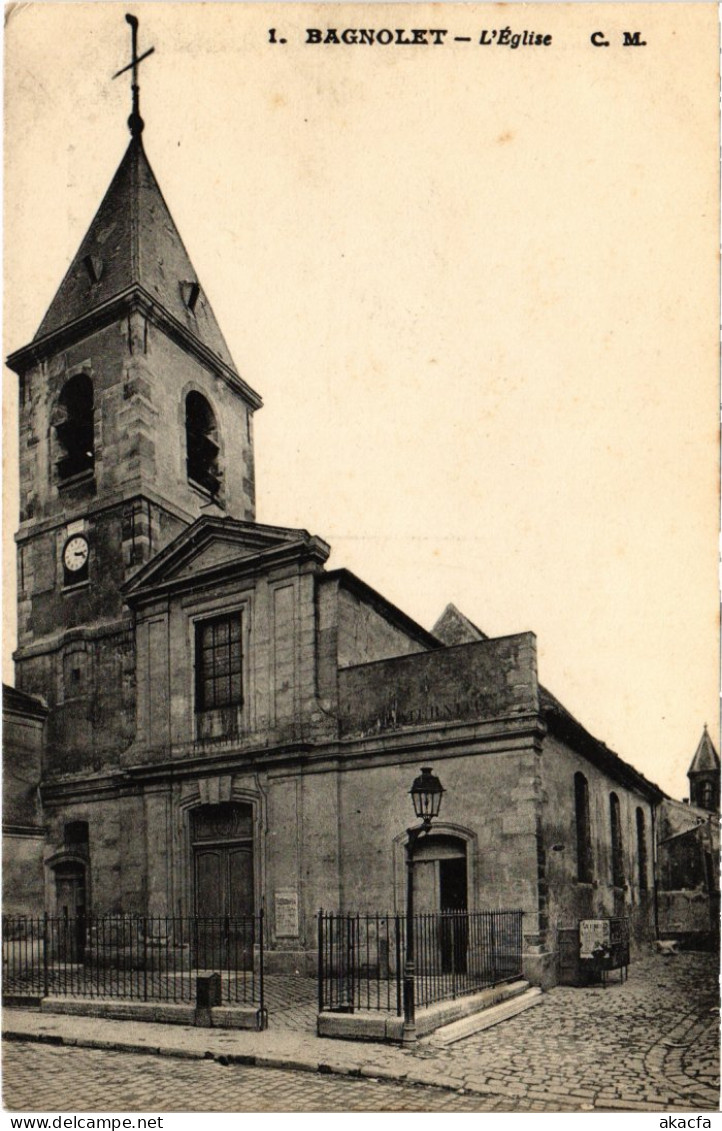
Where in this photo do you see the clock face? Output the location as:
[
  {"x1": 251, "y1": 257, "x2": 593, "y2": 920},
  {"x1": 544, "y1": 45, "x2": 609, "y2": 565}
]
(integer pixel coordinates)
[{"x1": 63, "y1": 535, "x2": 89, "y2": 573}]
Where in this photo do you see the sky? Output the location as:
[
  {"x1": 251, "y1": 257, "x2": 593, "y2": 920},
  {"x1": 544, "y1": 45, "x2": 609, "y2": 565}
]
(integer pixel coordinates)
[{"x1": 3, "y1": 3, "x2": 719, "y2": 800}]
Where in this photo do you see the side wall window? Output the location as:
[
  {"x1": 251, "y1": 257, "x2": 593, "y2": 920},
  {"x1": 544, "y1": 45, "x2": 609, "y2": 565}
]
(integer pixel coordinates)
[
  {"x1": 574, "y1": 772, "x2": 593, "y2": 883},
  {"x1": 609, "y1": 792, "x2": 624, "y2": 888},
  {"x1": 56, "y1": 374, "x2": 94, "y2": 482},
  {"x1": 635, "y1": 807, "x2": 648, "y2": 890},
  {"x1": 186, "y1": 391, "x2": 221, "y2": 497}
]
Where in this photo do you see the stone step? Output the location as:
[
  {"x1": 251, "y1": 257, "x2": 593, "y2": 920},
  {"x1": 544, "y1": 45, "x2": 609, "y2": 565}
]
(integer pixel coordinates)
[{"x1": 427, "y1": 985, "x2": 543, "y2": 1046}]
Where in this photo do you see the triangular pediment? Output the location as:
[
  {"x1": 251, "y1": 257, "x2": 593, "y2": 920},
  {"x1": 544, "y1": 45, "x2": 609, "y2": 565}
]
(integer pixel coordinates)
[
  {"x1": 171, "y1": 537, "x2": 269, "y2": 579},
  {"x1": 123, "y1": 517, "x2": 330, "y2": 600}
]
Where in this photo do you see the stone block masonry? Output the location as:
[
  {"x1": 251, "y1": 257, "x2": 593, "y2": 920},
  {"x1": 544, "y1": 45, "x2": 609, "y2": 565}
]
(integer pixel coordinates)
[{"x1": 338, "y1": 632, "x2": 539, "y2": 739}]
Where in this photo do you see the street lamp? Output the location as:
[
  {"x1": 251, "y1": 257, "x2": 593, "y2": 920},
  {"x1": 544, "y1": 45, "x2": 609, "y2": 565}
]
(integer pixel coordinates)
[
  {"x1": 410, "y1": 766, "x2": 445, "y2": 826},
  {"x1": 402, "y1": 766, "x2": 444, "y2": 1047}
]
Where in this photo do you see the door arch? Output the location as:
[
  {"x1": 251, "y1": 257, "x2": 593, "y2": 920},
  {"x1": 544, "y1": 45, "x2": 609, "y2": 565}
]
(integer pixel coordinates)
[{"x1": 393, "y1": 823, "x2": 478, "y2": 912}]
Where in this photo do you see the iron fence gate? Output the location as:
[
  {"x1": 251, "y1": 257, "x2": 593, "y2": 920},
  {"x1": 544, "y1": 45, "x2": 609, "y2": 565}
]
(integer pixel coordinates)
[{"x1": 318, "y1": 909, "x2": 523, "y2": 1014}]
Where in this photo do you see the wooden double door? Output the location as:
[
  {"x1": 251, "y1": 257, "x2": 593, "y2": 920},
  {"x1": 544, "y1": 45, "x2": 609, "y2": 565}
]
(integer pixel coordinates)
[{"x1": 192, "y1": 804, "x2": 254, "y2": 969}]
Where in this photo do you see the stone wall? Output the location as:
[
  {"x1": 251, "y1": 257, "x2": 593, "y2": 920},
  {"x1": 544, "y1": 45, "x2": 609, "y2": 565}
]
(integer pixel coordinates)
[
  {"x1": 38, "y1": 735, "x2": 544, "y2": 961},
  {"x1": 338, "y1": 633, "x2": 539, "y2": 739},
  {"x1": 329, "y1": 748, "x2": 542, "y2": 917},
  {"x1": 14, "y1": 308, "x2": 257, "y2": 775},
  {"x1": 3, "y1": 832, "x2": 45, "y2": 915},
  {"x1": 3, "y1": 690, "x2": 47, "y2": 915},
  {"x1": 15, "y1": 315, "x2": 254, "y2": 540},
  {"x1": 131, "y1": 561, "x2": 324, "y2": 759},
  {"x1": 3, "y1": 696, "x2": 45, "y2": 826},
  {"x1": 336, "y1": 583, "x2": 430, "y2": 668},
  {"x1": 540, "y1": 732, "x2": 656, "y2": 949},
  {"x1": 657, "y1": 890, "x2": 716, "y2": 939}
]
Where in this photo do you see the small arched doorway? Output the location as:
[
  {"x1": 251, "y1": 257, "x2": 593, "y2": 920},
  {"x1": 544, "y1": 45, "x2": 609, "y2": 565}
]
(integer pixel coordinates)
[
  {"x1": 412, "y1": 834, "x2": 468, "y2": 913},
  {"x1": 53, "y1": 860, "x2": 87, "y2": 961},
  {"x1": 412, "y1": 834, "x2": 468, "y2": 973}
]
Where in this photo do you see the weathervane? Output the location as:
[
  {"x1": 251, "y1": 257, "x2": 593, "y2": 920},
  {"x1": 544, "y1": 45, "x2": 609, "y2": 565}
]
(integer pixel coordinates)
[{"x1": 112, "y1": 13, "x2": 155, "y2": 139}]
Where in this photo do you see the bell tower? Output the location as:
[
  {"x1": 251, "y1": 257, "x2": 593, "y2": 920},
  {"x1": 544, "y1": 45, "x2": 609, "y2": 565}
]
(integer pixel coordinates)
[
  {"x1": 688, "y1": 726, "x2": 720, "y2": 812},
  {"x1": 6, "y1": 16, "x2": 262, "y2": 771}
]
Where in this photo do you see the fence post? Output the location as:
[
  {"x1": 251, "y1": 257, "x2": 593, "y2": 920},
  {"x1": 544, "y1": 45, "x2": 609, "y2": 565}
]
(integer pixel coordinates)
[
  {"x1": 257, "y1": 908, "x2": 267, "y2": 1030},
  {"x1": 43, "y1": 913, "x2": 49, "y2": 999},
  {"x1": 317, "y1": 910, "x2": 324, "y2": 1015},
  {"x1": 346, "y1": 915, "x2": 353, "y2": 1013},
  {"x1": 451, "y1": 913, "x2": 457, "y2": 1000},
  {"x1": 260, "y1": 908, "x2": 265, "y2": 1021},
  {"x1": 142, "y1": 917, "x2": 148, "y2": 1002},
  {"x1": 354, "y1": 914, "x2": 360, "y2": 1013},
  {"x1": 194, "y1": 916, "x2": 199, "y2": 982},
  {"x1": 224, "y1": 914, "x2": 230, "y2": 1001},
  {"x1": 395, "y1": 914, "x2": 402, "y2": 1016},
  {"x1": 62, "y1": 907, "x2": 68, "y2": 996},
  {"x1": 330, "y1": 914, "x2": 336, "y2": 1011}
]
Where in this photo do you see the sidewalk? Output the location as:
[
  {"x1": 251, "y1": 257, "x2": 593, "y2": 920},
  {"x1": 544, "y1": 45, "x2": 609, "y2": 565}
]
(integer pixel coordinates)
[
  {"x1": 3, "y1": 951, "x2": 720, "y2": 1112},
  {"x1": 3, "y1": 1006, "x2": 455, "y2": 1093}
]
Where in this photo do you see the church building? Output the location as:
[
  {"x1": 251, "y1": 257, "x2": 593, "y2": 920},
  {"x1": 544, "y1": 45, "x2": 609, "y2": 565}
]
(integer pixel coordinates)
[{"x1": 4, "y1": 28, "x2": 666, "y2": 988}]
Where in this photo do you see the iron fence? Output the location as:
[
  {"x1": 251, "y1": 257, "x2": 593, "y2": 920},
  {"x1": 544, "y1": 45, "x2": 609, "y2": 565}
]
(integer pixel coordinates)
[
  {"x1": 318, "y1": 908, "x2": 523, "y2": 1014},
  {"x1": 2, "y1": 913, "x2": 264, "y2": 1010}
]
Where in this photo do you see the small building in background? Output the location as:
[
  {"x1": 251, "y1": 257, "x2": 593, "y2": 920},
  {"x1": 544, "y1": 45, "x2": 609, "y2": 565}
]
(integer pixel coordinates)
[{"x1": 656, "y1": 728, "x2": 720, "y2": 949}]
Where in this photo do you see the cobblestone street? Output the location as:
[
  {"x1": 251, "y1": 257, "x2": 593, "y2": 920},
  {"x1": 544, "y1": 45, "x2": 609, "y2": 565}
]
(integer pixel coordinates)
[
  {"x1": 3, "y1": 952, "x2": 719, "y2": 1113},
  {"x1": 1, "y1": 1044, "x2": 554, "y2": 1113},
  {"x1": 420, "y1": 952, "x2": 720, "y2": 1110}
]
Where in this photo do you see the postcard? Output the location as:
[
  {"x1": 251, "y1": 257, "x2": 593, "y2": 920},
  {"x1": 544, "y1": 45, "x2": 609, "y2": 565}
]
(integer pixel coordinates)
[{"x1": 3, "y1": 3, "x2": 719, "y2": 1120}]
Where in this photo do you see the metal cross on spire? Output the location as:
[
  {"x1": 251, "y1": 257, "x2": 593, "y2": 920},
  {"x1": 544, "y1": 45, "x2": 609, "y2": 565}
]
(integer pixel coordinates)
[{"x1": 112, "y1": 13, "x2": 155, "y2": 139}]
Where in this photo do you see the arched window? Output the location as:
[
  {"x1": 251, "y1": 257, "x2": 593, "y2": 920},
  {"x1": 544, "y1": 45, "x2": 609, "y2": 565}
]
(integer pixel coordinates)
[
  {"x1": 635, "y1": 808, "x2": 648, "y2": 890},
  {"x1": 609, "y1": 792, "x2": 624, "y2": 888},
  {"x1": 574, "y1": 772, "x2": 593, "y2": 882},
  {"x1": 55, "y1": 374, "x2": 94, "y2": 482},
  {"x1": 186, "y1": 391, "x2": 221, "y2": 497}
]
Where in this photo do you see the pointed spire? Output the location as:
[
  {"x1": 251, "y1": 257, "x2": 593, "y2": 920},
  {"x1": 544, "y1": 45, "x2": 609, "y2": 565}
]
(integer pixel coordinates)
[
  {"x1": 30, "y1": 141, "x2": 239, "y2": 375},
  {"x1": 26, "y1": 14, "x2": 238, "y2": 371},
  {"x1": 7, "y1": 12, "x2": 262, "y2": 412},
  {"x1": 688, "y1": 726, "x2": 720, "y2": 776}
]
